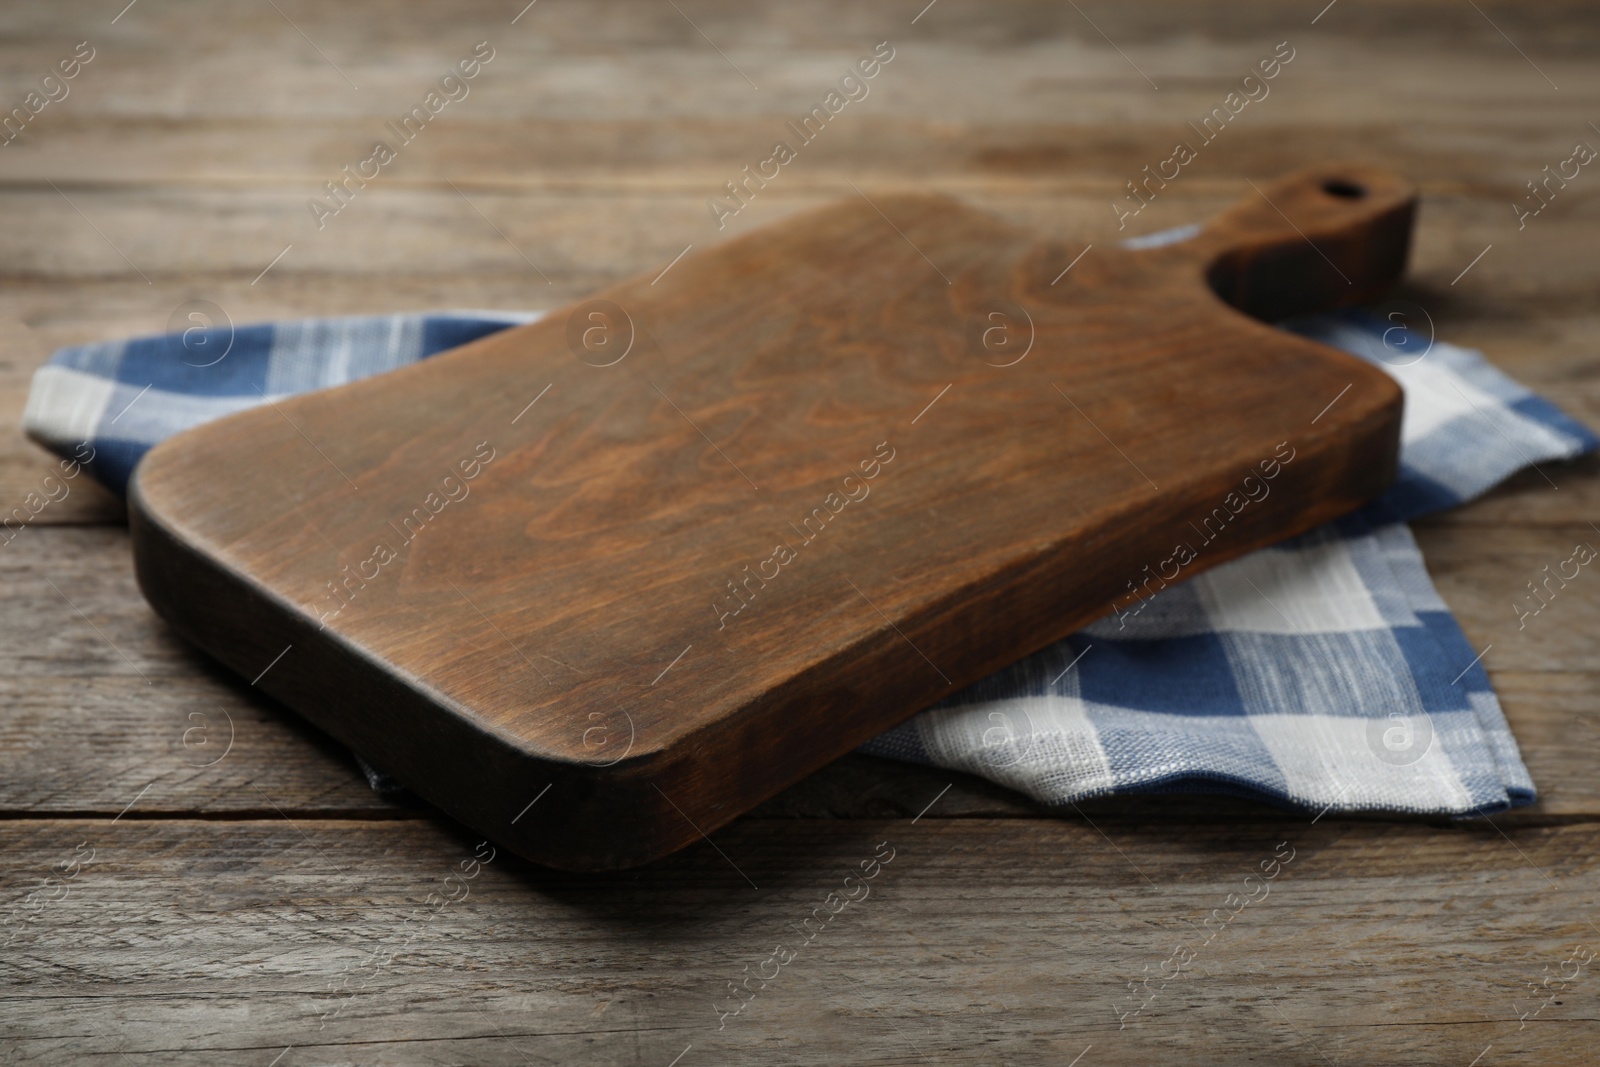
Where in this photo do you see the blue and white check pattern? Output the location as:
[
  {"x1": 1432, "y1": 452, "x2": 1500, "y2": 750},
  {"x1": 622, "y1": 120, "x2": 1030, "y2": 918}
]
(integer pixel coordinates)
[
  {"x1": 23, "y1": 310, "x2": 540, "y2": 493},
  {"x1": 24, "y1": 306, "x2": 1596, "y2": 816}
]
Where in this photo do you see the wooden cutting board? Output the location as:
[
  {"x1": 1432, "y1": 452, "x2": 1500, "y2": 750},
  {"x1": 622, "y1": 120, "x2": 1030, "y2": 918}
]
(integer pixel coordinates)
[{"x1": 130, "y1": 164, "x2": 1412, "y2": 871}]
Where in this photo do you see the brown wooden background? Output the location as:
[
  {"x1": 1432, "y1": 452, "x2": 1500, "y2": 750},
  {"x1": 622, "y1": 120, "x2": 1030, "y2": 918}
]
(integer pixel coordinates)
[{"x1": 2, "y1": 1, "x2": 1597, "y2": 1063}]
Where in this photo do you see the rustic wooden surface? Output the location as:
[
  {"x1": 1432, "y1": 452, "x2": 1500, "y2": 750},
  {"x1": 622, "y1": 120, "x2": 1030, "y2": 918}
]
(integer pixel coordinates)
[{"x1": 1, "y1": 0, "x2": 1597, "y2": 1062}]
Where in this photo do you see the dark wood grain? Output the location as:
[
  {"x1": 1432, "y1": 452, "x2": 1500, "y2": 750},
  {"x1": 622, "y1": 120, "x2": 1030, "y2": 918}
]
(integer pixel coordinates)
[
  {"x1": 5, "y1": 815, "x2": 1599, "y2": 1066},
  {"x1": 5, "y1": 524, "x2": 1600, "y2": 822},
  {"x1": 126, "y1": 166, "x2": 1409, "y2": 870},
  {"x1": 3, "y1": 0, "x2": 1598, "y2": 1060}
]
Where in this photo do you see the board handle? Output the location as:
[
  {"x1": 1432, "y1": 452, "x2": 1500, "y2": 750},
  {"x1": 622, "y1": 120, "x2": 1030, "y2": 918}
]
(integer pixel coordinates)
[{"x1": 1191, "y1": 164, "x2": 1417, "y2": 320}]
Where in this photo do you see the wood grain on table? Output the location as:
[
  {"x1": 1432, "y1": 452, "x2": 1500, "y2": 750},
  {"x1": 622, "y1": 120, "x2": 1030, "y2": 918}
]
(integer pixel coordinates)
[{"x1": 1, "y1": 1, "x2": 1597, "y2": 1063}]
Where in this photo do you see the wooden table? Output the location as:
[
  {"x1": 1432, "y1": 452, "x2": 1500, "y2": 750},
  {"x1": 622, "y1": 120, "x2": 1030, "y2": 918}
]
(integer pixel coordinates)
[{"x1": 3, "y1": 2, "x2": 1597, "y2": 1063}]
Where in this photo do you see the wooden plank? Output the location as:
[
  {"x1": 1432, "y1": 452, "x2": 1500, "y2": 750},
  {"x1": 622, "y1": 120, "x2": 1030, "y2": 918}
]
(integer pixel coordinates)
[
  {"x1": 1491, "y1": 670, "x2": 1600, "y2": 818},
  {"x1": 0, "y1": 180, "x2": 1595, "y2": 290},
  {"x1": 0, "y1": 525, "x2": 397, "y2": 817},
  {"x1": 0, "y1": 523, "x2": 1073, "y2": 819},
  {"x1": 4, "y1": 526, "x2": 1597, "y2": 821},
  {"x1": 2, "y1": 816, "x2": 1597, "y2": 1064},
  {"x1": 1, "y1": 188, "x2": 1596, "y2": 529},
  {"x1": 2, "y1": 0, "x2": 1596, "y2": 528},
  {"x1": 4, "y1": 115, "x2": 1600, "y2": 189},
  {"x1": 1412, "y1": 522, "x2": 1600, "y2": 674},
  {"x1": 1428, "y1": 457, "x2": 1600, "y2": 529},
  {"x1": 0, "y1": 0, "x2": 1592, "y2": 1059},
  {"x1": 0, "y1": 0, "x2": 1595, "y2": 131}
]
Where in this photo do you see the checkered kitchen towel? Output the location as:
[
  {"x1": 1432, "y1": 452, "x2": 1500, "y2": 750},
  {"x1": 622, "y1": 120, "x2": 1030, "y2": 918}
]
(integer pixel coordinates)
[{"x1": 23, "y1": 306, "x2": 1597, "y2": 816}]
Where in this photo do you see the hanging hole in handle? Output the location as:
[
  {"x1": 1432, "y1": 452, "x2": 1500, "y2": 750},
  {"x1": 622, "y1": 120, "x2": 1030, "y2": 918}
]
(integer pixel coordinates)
[{"x1": 1321, "y1": 178, "x2": 1367, "y2": 199}]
